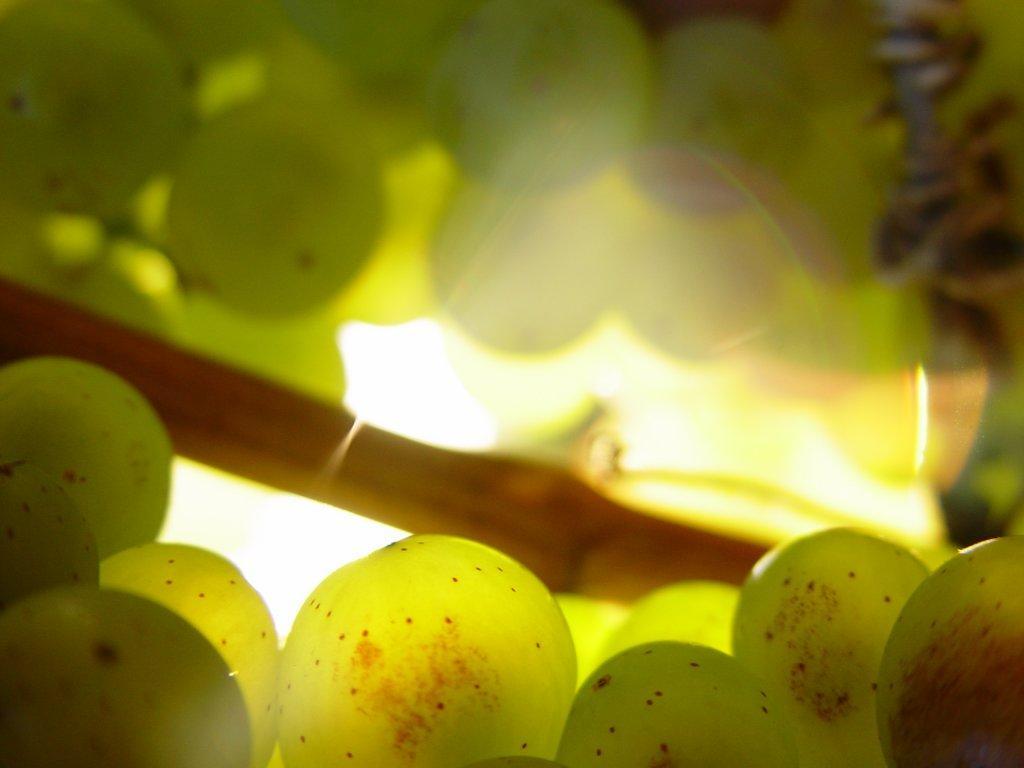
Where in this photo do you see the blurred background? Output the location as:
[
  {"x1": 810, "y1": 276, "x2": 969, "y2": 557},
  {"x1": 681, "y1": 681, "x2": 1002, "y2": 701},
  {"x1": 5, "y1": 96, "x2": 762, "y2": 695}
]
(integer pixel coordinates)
[{"x1": 1, "y1": 0, "x2": 1023, "y2": 635}]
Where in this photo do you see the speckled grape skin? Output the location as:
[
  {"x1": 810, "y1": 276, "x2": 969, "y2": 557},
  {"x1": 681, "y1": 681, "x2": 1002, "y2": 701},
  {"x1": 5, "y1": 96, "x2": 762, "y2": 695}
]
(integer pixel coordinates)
[
  {"x1": 601, "y1": 581, "x2": 738, "y2": 662},
  {"x1": 101, "y1": 543, "x2": 279, "y2": 768},
  {"x1": 0, "y1": 357, "x2": 172, "y2": 559},
  {"x1": 733, "y1": 528, "x2": 929, "y2": 768},
  {"x1": 277, "y1": 534, "x2": 576, "y2": 768},
  {"x1": 462, "y1": 759, "x2": 568, "y2": 767},
  {"x1": 557, "y1": 642, "x2": 798, "y2": 768},
  {"x1": 0, "y1": 459, "x2": 97, "y2": 610},
  {"x1": 0, "y1": 586, "x2": 250, "y2": 768},
  {"x1": 877, "y1": 536, "x2": 1024, "y2": 768}
]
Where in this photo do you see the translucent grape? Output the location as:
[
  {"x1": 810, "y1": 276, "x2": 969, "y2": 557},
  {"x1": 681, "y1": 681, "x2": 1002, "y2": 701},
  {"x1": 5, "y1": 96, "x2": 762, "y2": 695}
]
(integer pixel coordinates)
[
  {"x1": 557, "y1": 642, "x2": 798, "y2": 768},
  {"x1": 654, "y1": 19, "x2": 807, "y2": 174},
  {"x1": 278, "y1": 534, "x2": 576, "y2": 767},
  {"x1": 877, "y1": 536, "x2": 1024, "y2": 767},
  {"x1": 0, "y1": 357, "x2": 172, "y2": 558},
  {"x1": 167, "y1": 100, "x2": 384, "y2": 316},
  {"x1": 429, "y1": 0, "x2": 651, "y2": 188},
  {"x1": 462, "y1": 759, "x2": 567, "y2": 768},
  {"x1": 0, "y1": 586, "x2": 250, "y2": 768},
  {"x1": 0, "y1": 0, "x2": 190, "y2": 215},
  {"x1": 733, "y1": 528, "x2": 929, "y2": 768},
  {"x1": 101, "y1": 543, "x2": 279, "y2": 768},
  {"x1": 601, "y1": 581, "x2": 738, "y2": 662},
  {"x1": 0, "y1": 459, "x2": 97, "y2": 610},
  {"x1": 555, "y1": 594, "x2": 628, "y2": 687}
]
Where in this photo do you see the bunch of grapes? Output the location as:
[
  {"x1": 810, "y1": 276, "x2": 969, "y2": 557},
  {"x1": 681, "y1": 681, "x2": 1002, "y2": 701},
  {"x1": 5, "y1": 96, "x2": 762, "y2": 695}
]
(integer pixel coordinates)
[{"x1": 1, "y1": 352, "x2": 1021, "y2": 767}]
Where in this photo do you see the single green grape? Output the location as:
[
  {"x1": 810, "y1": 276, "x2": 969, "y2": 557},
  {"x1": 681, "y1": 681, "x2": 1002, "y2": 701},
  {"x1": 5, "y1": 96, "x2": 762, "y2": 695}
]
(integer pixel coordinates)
[
  {"x1": 101, "y1": 543, "x2": 279, "y2": 768},
  {"x1": 462, "y1": 759, "x2": 567, "y2": 768},
  {"x1": 733, "y1": 528, "x2": 929, "y2": 768},
  {"x1": 428, "y1": 0, "x2": 651, "y2": 189},
  {"x1": 0, "y1": 586, "x2": 250, "y2": 768},
  {"x1": 654, "y1": 19, "x2": 807, "y2": 175},
  {"x1": 167, "y1": 99, "x2": 384, "y2": 316},
  {"x1": 0, "y1": 356, "x2": 172, "y2": 559},
  {"x1": 0, "y1": 0, "x2": 190, "y2": 215},
  {"x1": 557, "y1": 642, "x2": 798, "y2": 768},
  {"x1": 0, "y1": 459, "x2": 97, "y2": 610},
  {"x1": 601, "y1": 581, "x2": 738, "y2": 663},
  {"x1": 278, "y1": 534, "x2": 576, "y2": 768},
  {"x1": 281, "y1": 0, "x2": 479, "y2": 84},
  {"x1": 877, "y1": 536, "x2": 1024, "y2": 767},
  {"x1": 555, "y1": 594, "x2": 628, "y2": 688}
]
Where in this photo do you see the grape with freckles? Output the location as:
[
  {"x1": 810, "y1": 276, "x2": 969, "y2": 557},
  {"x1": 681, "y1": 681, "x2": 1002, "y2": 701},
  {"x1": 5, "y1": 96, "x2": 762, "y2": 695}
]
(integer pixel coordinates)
[
  {"x1": 733, "y1": 528, "x2": 929, "y2": 767},
  {"x1": 278, "y1": 534, "x2": 576, "y2": 768},
  {"x1": 877, "y1": 536, "x2": 1024, "y2": 768},
  {"x1": 557, "y1": 642, "x2": 798, "y2": 768},
  {"x1": 101, "y1": 543, "x2": 279, "y2": 768}
]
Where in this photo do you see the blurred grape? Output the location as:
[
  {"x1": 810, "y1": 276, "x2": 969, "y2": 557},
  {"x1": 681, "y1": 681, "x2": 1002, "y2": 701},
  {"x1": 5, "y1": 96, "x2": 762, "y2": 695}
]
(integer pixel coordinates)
[{"x1": 556, "y1": 593, "x2": 628, "y2": 687}]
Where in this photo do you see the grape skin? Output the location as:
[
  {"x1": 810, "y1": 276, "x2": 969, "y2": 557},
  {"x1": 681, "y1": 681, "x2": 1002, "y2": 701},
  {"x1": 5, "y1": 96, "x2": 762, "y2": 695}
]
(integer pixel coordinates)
[
  {"x1": 0, "y1": 586, "x2": 250, "y2": 768},
  {"x1": 462, "y1": 759, "x2": 568, "y2": 767},
  {"x1": 0, "y1": 458, "x2": 97, "y2": 610},
  {"x1": 101, "y1": 543, "x2": 280, "y2": 768},
  {"x1": 733, "y1": 528, "x2": 929, "y2": 768},
  {"x1": 0, "y1": 356, "x2": 172, "y2": 559},
  {"x1": 877, "y1": 536, "x2": 1024, "y2": 768},
  {"x1": 557, "y1": 642, "x2": 798, "y2": 768},
  {"x1": 0, "y1": 0, "x2": 190, "y2": 215},
  {"x1": 277, "y1": 534, "x2": 576, "y2": 768},
  {"x1": 556, "y1": 594, "x2": 628, "y2": 688}
]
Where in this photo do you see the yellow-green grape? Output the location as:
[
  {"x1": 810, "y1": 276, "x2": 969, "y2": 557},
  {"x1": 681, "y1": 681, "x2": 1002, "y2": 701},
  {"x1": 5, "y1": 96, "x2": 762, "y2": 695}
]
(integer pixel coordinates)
[
  {"x1": 877, "y1": 537, "x2": 1024, "y2": 767},
  {"x1": 281, "y1": 0, "x2": 479, "y2": 84},
  {"x1": 601, "y1": 581, "x2": 738, "y2": 663},
  {"x1": 462, "y1": 760, "x2": 567, "y2": 768},
  {"x1": 0, "y1": 357, "x2": 172, "y2": 559},
  {"x1": 278, "y1": 534, "x2": 576, "y2": 767},
  {"x1": 0, "y1": 459, "x2": 97, "y2": 610},
  {"x1": 167, "y1": 100, "x2": 384, "y2": 316},
  {"x1": 101, "y1": 543, "x2": 279, "y2": 768},
  {"x1": 557, "y1": 642, "x2": 798, "y2": 768},
  {"x1": 0, "y1": 586, "x2": 250, "y2": 768},
  {"x1": 654, "y1": 19, "x2": 806, "y2": 174},
  {"x1": 0, "y1": 0, "x2": 190, "y2": 216},
  {"x1": 733, "y1": 528, "x2": 929, "y2": 768},
  {"x1": 555, "y1": 594, "x2": 628, "y2": 688},
  {"x1": 429, "y1": 0, "x2": 651, "y2": 189}
]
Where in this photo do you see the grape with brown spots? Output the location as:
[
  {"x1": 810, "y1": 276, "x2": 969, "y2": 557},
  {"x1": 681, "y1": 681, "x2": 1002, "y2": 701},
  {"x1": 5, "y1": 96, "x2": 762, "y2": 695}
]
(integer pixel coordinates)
[
  {"x1": 101, "y1": 543, "x2": 279, "y2": 768},
  {"x1": 0, "y1": 0, "x2": 190, "y2": 216},
  {"x1": 166, "y1": 99, "x2": 384, "y2": 316},
  {"x1": 0, "y1": 459, "x2": 97, "y2": 610},
  {"x1": 600, "y1": 580, "x2": 738, "y2": 662},
  {"x1": 876, "y1": 536, "x2": 1024, "y2": 768},
  {"x1": 277, "y1": 534, "x2": 576, "y2": 767},
  {"x1": 0, "y1": 356, "x2": 172, "y2": 559},
  {"x1": 557, "y1": 642, "x2": 798, "y2": 768},
  {"x1": 0, "y1": 586, "x2": 250, "y2": 768},
  {"x1": 732, "y1": 528, "x2": 929, "y2": 768}
]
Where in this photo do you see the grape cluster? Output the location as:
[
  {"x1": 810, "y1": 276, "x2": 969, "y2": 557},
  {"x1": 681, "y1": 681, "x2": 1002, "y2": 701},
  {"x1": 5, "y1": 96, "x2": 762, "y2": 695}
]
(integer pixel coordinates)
[{"x1": 1, "y1": 356, "x2": 1021, "y2": 767}]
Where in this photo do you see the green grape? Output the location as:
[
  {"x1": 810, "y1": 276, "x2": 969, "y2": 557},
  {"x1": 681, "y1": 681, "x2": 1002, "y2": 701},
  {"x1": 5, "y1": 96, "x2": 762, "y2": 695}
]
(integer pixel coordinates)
[
  {"x1": 281, "y1": 0, "x2": 479, "y2": 83},
  {"x1": 0, "y1": 459, "x2": 97, "y2": 610},
  {"x1": 430, "y1": 177, "x2": 623, "y2": 353},
  {"x1": 101, "y1": 543, "x2": 279, "y2": 768},
  {"x1": 178, "y1": 293, "x2": 345, "y2": 404},
  {"x1": 733, "y1": 528, "x2": 929, "y2": 768},
  {"x1": 877, "y1": 536, "x2": 1024, "y2": 767},
  {"x1": 278, "y1": 534, "x2": 576, "y2": 767},
  {"x1": 555, "y1": 594, "x2": 628, "y2": 688},
  {"x1": 601, "y1": 581, "x2": 738, "y2": 663},
  {"x1": 0, "y1": 357, "x2": 172, "y2": 558},
  {"x1": 167, "y1": 100, "x2": 384, "y2": 316},
  {"x1": 0, "y1": 0, "x2": 190, "y2": 215},
  {"x1": 429, "y1": 0, "x2": 651, "y2": 189},
  {"x1": 654, "y1": 19, "x2": 807, "y2": 174},
  {"x1": 557, "y1": 642, "x2": 798, "y2": 768},
  {"x1": 471, "y1": 762, "x2": 565, "y2": 768},
  {"x1": 0, "y1": 586, "x2": 250, "y2": 768}
]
